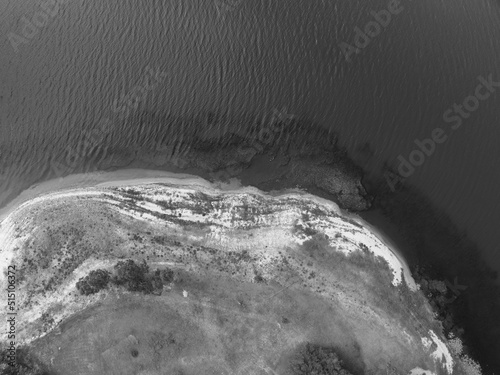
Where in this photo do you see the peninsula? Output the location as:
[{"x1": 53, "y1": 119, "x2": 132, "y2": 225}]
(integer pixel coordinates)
[{"x1": 0, "y1": 169, "x2": 477, "y2": 375}]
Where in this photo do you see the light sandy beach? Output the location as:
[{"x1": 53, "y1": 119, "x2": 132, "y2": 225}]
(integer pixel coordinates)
[
  {"x1": 0, "y1": 168, "x2": 416, "y2": 290},
  {"x1": 0, "y1": 169, "x2": 196, "y2": 224}
]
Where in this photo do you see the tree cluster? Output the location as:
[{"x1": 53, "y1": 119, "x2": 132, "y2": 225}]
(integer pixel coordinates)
[
  {"x1": 112, "y1": 259, "x2": 152, "y2": 293},
  {"x1": 76, "y1": 260, "x2": 175, "y2": 296},
  {"x1": 75, "y1": 269, "x2": 111, "y2": 295},
  {"x1": 291, "y1": 343, "x2": 353, "y2": 375}
]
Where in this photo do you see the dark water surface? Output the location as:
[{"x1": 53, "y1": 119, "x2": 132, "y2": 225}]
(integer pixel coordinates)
[{"x1": 1, "y1": 0, "x2": 500, "y2": 273}]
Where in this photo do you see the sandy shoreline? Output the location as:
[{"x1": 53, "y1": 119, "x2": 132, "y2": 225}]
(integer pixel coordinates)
[
  {"x1": 0, "y1": 169, "x2": 198, "y2": 224},
  {"x1": 0, "y1": 168, "x2": 416, "y2": 290}
]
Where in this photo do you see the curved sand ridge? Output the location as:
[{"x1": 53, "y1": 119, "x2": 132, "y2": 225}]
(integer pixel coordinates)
[{"x1": 0, "y1": 169, "x2": 417, "y2": 291}]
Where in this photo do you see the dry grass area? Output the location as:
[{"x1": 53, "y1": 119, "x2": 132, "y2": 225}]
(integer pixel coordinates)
[
  {"x1": 29, "y1": 269, "x2": 431, "y2": 375},
  {"x1": 30, "y1": 275, "x2": 357, "y2": 375},
  {"x1": 0, "y1": 181, "x2": 473, "y2": 374}
]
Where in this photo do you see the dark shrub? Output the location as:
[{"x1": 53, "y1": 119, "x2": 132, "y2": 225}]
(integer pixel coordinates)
[
  {"x1": 112, "y1": 260, "x2": 152, "y2": 293},
  {"x1": 76, "y1": 269, "x2": 111, "y2": 295},
  {"x1": 254, "y1": 274, "x2": 265, "y2": 283},
  {"x1": 291, "y1": 343, "x2": 353, "y2": 375},
  {"x1": 150, "y1": 269, "x2": 165, "y2": 295},
  {"x1": 161, "y1": 268, "x2": 175, "y2": 283}
]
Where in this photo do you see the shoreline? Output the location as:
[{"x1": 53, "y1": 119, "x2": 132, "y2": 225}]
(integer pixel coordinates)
[
  {"x1": 0, "y1": 168, "x2": 416, "y2": 290},
  {"x1": 0, "y1": 169, "x2": 198, "y2": 225},
  {"x1": 0, "y1": 115, "x2": 495, "y2": 371}
]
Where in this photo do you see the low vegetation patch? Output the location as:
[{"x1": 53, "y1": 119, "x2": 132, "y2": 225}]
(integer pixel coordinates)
[
  {"x1": 290, "y1": 343, "x2": 353, "y2": 375},
  {"x1": 112, "y1": 259, "x2": 151, "y2": 292},
  {"x1": 76, "y1": 260, "x2": 175, "y2": 296},
  {"x1": 75, "y1": 269, "x2": 111, "y2": 295}
]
